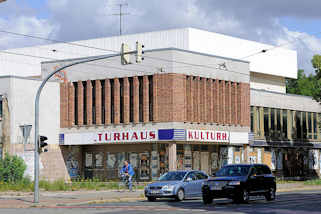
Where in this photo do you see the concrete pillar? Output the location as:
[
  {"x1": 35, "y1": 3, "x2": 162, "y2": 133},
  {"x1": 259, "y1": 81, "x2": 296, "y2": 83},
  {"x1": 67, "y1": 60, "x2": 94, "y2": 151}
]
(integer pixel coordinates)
[
  {"x1": 95, "y1": 80, "x2": 102, "y2": 125},
  {"x1": 86, "y1": 80, "x2": 93, "y2": 126},
  {"x1": 1, "y1": 96, "x2": 10, "y2": 154},
  {"x1": 168, "y1": 143, "x2": 177, "y2": 171},
  {"x1": 123, "y1": 77, "x2": 130, "y2": 124},
  {"x1": 143, "y1": 76, "x2": 149, "y2": 123},
  {"x1": 260, "y1": 106, "x2": 264, "y2": 137},
  {"x1": 151, "y1": 144, "x2": 159, "y2": 180},
  {"x1": 113, "y1": 78, "x2": 120, "y2": 124},
  {"x1": 77, "y1": 81, "x2": 84, "y2": 126},
  {"x1": 287, "y1": 110, "x2": 292, "y2": 140},
  {"x1": 104, "y1": 79, "x2": 111, "y2": 125}
]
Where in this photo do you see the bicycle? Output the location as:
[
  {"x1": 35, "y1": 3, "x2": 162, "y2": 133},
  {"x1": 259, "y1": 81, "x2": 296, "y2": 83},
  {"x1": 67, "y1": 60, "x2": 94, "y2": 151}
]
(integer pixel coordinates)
[{"x1": 118, "y1": 172, "x2": 137, "y2": 192}]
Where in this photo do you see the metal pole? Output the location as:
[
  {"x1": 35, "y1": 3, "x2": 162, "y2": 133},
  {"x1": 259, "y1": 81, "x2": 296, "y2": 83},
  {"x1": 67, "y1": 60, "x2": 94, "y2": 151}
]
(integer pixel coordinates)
[{"x1": 33, "y1": 51, "x2": 136, "y2": 203}]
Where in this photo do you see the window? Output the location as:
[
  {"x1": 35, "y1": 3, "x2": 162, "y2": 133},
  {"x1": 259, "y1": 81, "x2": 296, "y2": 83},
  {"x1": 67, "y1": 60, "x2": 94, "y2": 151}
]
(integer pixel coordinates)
[
  {"x1": 256, "y1": 107, "x2": 260, "y2": 136},
  {"x1": 92, "y1": 80, "x2": 96, "y2": 124},
  {"x1": 83, "y1": 81, "x2": 87, "y2": 125},
  {"x1": 73, "y1": 82, "x2": 78, "y2": 125},
  {"x1": 101, "y1": 80, "x2": 105, "y2": 124},
  {"x1": 186, "y1": 172, "x2": 197, "y2": 181},
  {"x1": 0, "y1": 96, "x2": 3, "y2": 120},
  {"x1": 264, "y1": 107, "x2": 269, "y2": 136},
  {"x1": 195, "y1": 172, "x2": 208, "y2": 180},
  {"x1": 139, "y1": 76, "x2": 143, "y2": 122},
  {"x1": 129, "y1": 77, "x2": 133, "y2": 122},
  {"x1": 308, "y1": 112, "x2": 312, "y2": 139},
  {"x1": 276, "y1": 109, "x2": 281, "y2": 136},
  {"x1": 110, "y1": 79, "x2": 114, "y2": 123},
  {"x1": 148, "y1": 75, "x2": 153, "y2": 121},
  {"x1": 296, "y1": 111, "x2": 302, "y2": 139},
  {"x1": 271, "y1": 108, "x2": 275, "y2": 131},
  {"x1": 120, "y1": 78, "x2": 124, "y2": 123},
  {"x1": 250, "y1": 106, "x2": 254, "y2": 132},
  {"x1": 313, "y1": 112, "x2": 317, "y2": 139},
  {"x1": 302, "y1": 112, "x2": 307, "y2": 138},
  {"x1": 282, "y1": 110, "x2": 287, "y2": 138}
]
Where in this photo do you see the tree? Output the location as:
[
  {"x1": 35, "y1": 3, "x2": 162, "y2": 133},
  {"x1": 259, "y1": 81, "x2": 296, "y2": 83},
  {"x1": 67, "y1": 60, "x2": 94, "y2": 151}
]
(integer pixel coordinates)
[
  {"x1": 0, "y1": 153, "x2": 27, "y2": 182},
  {"x1": 286, "y1": 69, "x2": 318, "y2": 96},
  {"x1": 311, "y1": 55, "x2": 321, "y2": 103}
]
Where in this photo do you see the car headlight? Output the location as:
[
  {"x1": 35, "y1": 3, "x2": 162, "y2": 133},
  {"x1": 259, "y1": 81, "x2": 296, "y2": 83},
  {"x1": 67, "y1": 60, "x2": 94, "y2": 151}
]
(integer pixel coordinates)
[
  {"x1": 229, "y1": 181, "x2": 241, "y2": 185},
  {"x1": 162, "y1": 185, "x2": 175, "y2": 191},
  {"x1": 202, "y1": 181, "x2": 208, "y2": 186}
]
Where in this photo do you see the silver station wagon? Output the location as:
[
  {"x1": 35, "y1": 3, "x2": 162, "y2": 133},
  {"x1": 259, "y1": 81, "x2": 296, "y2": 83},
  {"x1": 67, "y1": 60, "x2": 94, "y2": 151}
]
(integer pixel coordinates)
[{"x1": 144, "y1": 170, "x2": 209, "y2": 201}]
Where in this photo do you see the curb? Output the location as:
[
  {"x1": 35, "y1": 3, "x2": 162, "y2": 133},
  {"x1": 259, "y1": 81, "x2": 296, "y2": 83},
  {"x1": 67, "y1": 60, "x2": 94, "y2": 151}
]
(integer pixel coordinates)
[{"x1": 55, "y1": 197, "x2": 145, "y2": 207}]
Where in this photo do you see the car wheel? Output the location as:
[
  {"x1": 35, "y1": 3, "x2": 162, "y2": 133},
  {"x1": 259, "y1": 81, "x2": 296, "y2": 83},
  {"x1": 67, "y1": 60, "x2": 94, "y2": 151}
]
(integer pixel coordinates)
[
  {"x1": 202, "y1": 194, "x2": 213, "y2": 204},
  {"x1": 240, "y1": 188, "x2": 249, "y2": 203},
  {"x1": 176, "y1": 189, "x2": 185, "y2": 201},
  {"x1": 265, "y1": 187, "x2": 276, "y2": 201},
  {"x1": 147, "y1": 196, "x2": 156, "y2": 202}
]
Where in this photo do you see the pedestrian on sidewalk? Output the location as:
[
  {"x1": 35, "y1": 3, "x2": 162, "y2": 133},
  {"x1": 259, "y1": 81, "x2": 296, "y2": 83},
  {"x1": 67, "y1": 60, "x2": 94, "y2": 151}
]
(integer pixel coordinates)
[{"x1": 120, "y1": 160, "x2": 135, "y2": 191}]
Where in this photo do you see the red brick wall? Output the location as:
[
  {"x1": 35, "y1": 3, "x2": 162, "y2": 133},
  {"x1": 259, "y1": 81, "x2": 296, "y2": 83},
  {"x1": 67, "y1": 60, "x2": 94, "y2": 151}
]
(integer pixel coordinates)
[
  {"x1": 61, "y1": 74, "x2": 250, "y2": 128},
  {"x1": 95, "y1": 80, "x2": 102, "y2": 125}
]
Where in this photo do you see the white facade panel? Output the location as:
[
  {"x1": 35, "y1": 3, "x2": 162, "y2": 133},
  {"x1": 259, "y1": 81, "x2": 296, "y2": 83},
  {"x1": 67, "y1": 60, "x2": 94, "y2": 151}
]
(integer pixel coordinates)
[
  {"x1": 230, "y1": 132, "x2": 249, "y2": 145},
  {"x1": 188, "y1": 28, "x2": 297, "y2": 79},
  {"x1": 1, "y1": 28, "x2": 297, "y2": 81},
  {"x1": 0, "y1": 77, "x2": 60, "y2": 146}
]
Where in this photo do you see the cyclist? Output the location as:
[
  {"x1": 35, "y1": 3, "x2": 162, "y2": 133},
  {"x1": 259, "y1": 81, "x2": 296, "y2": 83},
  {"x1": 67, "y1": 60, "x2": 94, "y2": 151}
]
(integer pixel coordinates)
[{"x1": 120, "y1": 160, "x2": 135, "y2": 191}]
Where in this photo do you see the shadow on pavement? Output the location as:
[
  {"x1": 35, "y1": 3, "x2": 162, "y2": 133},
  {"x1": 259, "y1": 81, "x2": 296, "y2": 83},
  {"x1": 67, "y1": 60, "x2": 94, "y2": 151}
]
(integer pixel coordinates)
[{"x1": 160, "y1": 191, "x2": 321, "y2": 214}]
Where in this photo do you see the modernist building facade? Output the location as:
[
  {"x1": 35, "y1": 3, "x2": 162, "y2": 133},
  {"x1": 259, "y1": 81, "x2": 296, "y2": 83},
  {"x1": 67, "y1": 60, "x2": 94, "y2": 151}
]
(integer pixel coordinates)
[{"x1": 0, "y1": 28, "x2": 320, "y2": 181}]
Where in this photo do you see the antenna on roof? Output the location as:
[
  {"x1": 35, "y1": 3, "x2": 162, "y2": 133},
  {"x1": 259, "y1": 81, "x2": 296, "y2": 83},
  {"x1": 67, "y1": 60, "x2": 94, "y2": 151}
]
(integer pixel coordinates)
[{"x1": 112, "y1": 3, "x2": 130, "y2": 35}]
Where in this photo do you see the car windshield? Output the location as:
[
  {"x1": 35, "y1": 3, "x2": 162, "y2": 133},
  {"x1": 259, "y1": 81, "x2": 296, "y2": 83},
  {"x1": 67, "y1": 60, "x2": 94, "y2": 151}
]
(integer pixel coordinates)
[
  {"x1": 215, "y1": 166, "x2": 250, "y2": 177},
  {"x1": 159, "y1": 171, "x2": 187, "y2": 181}
]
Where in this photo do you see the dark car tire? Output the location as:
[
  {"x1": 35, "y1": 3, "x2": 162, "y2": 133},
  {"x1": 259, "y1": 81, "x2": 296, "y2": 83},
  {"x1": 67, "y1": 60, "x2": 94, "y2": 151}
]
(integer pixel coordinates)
[
  {"x1": 239, "y1": 188, "x2": 249, "y2": 203},
  {"x1": 147, "y1": 196, "x2": 156, "y2": 202},
  {"x1": 175, "y1": 189, "x2": 185, "y2": 201},
  {"x1": 265, "y1": 187, "x2": 276, "y2": 201},
  {"x1": 202, "y1": 195, "x2": 213, "y2": 204}
]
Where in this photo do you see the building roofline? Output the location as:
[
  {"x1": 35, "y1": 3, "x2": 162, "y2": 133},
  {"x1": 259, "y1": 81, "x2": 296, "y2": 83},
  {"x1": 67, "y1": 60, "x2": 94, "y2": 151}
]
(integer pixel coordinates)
[
  {"x1": 251, "y1": 88, "x2": 315, "y2": 99},
  {"x1": 40, "y1": 47, "x2": 250, "y2": 65}
]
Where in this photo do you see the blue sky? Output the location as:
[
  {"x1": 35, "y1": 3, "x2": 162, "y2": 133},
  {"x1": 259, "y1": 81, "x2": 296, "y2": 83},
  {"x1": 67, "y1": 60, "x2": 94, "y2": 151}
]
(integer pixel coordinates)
[{"x1": 1, "y1": 0, "x2": 321, "y2": 74}]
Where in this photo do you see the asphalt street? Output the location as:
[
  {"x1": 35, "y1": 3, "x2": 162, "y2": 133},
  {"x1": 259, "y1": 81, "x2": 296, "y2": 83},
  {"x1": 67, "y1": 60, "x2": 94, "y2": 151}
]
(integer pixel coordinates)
[{"x1": 0, "y1": 190, "x2": 320, "y2": 214}]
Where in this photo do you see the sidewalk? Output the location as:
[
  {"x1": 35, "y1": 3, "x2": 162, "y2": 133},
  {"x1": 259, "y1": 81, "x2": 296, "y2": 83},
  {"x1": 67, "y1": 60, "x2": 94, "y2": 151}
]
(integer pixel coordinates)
[{"x1": 0, "y1": 183, "x2": 321, "y2": 208}]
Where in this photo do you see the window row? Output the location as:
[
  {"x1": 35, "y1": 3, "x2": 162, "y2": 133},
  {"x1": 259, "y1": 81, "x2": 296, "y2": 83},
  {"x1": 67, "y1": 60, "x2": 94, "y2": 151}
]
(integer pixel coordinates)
[
  {"x1": 70, "y1": 76, "x2": 154, "y2": 126},
  {"x1": 251, "y1": 106, "x2": 320, "y2": 140}
]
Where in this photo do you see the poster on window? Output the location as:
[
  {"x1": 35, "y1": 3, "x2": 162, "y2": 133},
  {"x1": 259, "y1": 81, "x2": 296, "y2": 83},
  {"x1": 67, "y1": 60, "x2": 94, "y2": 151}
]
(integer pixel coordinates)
[
  {"x1": 106, "y1": 153, "x2": 116, "y2": 168},
  {"x1": 271, "y1": 149, "x2": 276, "y2": 170},
  {"x1": 249, "y1": 156, "x2": 257, "y2": 164},
  {"x1": 211, "y1": 152, "x2": 218, "y2": 169},
  {"x1": 313, "y1": 150, "x2": 319, "y2": 170},
  {"x1": 129, "y1": 153, "x2": 138, "y2": 168},
  {"x1": 184, "y1": 145, "x2": 192, "y2": 170},
  {"x1": 235, "y1": 156, "x2": 240, "y2": 164},
  {"x1": 95, "y1": 153, "x2": 103, "y2": 168},
  {"x1": 193, "y1": 151, "x2": 200, "y2": 170},
  {"x1": 85, "y1": 153, "x2": 93, "y2": 168}
]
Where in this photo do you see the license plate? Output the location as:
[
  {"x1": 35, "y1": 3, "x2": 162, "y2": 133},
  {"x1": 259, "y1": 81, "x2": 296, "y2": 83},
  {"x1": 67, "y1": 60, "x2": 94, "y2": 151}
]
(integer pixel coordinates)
[
  {"x1": 151, "y1": 190, "x2": 160, "y2": 194},
  {"x1": 210, "y1": 186, "x2": 221, "y2": 190}
]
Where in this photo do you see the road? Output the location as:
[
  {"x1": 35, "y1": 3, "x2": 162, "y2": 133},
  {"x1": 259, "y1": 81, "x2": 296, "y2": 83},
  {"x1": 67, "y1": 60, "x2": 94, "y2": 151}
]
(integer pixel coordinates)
[{"x1": 0, "y1": 190, "x2": 320, "y2": 214}]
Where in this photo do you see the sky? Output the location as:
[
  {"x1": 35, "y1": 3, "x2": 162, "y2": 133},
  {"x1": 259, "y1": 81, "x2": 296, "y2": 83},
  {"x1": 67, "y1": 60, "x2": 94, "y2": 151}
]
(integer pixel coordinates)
[{"x1": 1, "y1": 0, "x2": 321, "y2": 75}]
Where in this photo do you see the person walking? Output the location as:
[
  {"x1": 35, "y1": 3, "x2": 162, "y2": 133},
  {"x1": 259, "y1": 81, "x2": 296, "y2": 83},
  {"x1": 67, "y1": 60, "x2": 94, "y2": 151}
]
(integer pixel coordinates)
[{"x1": 120, "y1": 160, "x2": 135, "y2": 191}]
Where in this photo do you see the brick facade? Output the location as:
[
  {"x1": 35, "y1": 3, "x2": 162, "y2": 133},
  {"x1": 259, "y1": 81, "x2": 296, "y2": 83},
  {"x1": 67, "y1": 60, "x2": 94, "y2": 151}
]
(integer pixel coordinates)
[{"x1": 60, "y1": 74, "x2": 250, "y2": 128}]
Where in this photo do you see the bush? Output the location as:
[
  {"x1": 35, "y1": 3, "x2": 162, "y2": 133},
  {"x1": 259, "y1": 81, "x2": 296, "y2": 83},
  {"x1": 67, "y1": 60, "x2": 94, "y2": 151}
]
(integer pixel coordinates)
[{"x1": 0, "y1": 153, "x2": 27, "y2": 183}]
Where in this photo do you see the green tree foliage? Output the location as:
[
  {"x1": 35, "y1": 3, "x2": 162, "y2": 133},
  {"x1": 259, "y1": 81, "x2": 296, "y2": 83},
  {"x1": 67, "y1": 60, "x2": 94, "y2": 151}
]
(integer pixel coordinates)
[
  {"x1": 0, "y1": 153, "x2": 27, "y2": 183},
  {"x1": 286, "y1": 69, "x2": 318, "y2": 96},
  {"x1": 311, "y1": 55, "x2": 321, "y2": 103}
]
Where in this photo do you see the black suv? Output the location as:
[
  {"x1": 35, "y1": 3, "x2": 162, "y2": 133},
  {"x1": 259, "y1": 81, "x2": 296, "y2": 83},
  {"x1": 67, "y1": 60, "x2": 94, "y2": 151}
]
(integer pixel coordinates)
[{"x1": 202, "y1": 164, "x2": 276, "y2": 204}]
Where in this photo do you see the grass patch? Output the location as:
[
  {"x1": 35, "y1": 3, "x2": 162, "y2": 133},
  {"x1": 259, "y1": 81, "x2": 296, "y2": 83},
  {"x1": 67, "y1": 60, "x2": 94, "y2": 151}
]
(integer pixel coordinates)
[
  {"x1": 304, "y1": 179, "x2": 321, "y2": 185},
  {"x1": 0, "y1": 178, "x2": 147, "y2": 192}
]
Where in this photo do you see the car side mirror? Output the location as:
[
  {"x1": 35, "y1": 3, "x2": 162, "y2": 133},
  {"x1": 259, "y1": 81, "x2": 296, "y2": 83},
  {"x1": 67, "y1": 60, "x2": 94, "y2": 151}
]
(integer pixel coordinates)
[{"x1": 186, "y1": 177, "x2": 192, "y2": 182}]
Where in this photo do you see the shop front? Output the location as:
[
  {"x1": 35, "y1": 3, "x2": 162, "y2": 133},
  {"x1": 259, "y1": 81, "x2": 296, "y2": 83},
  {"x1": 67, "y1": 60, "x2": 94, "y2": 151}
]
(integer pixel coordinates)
[{"x1": 60, "y1": 128, "x2": 248, "y2": 181}]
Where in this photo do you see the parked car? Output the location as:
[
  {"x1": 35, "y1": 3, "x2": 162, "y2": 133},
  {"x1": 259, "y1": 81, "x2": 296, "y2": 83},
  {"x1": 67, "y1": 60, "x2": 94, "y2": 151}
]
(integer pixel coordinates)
[
  {"x1": 202, "y1": 164, "x2": 276, "y2": 204},
  {"x1": 144, "y1": 170, "x2": 208, "y2": 201}
]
